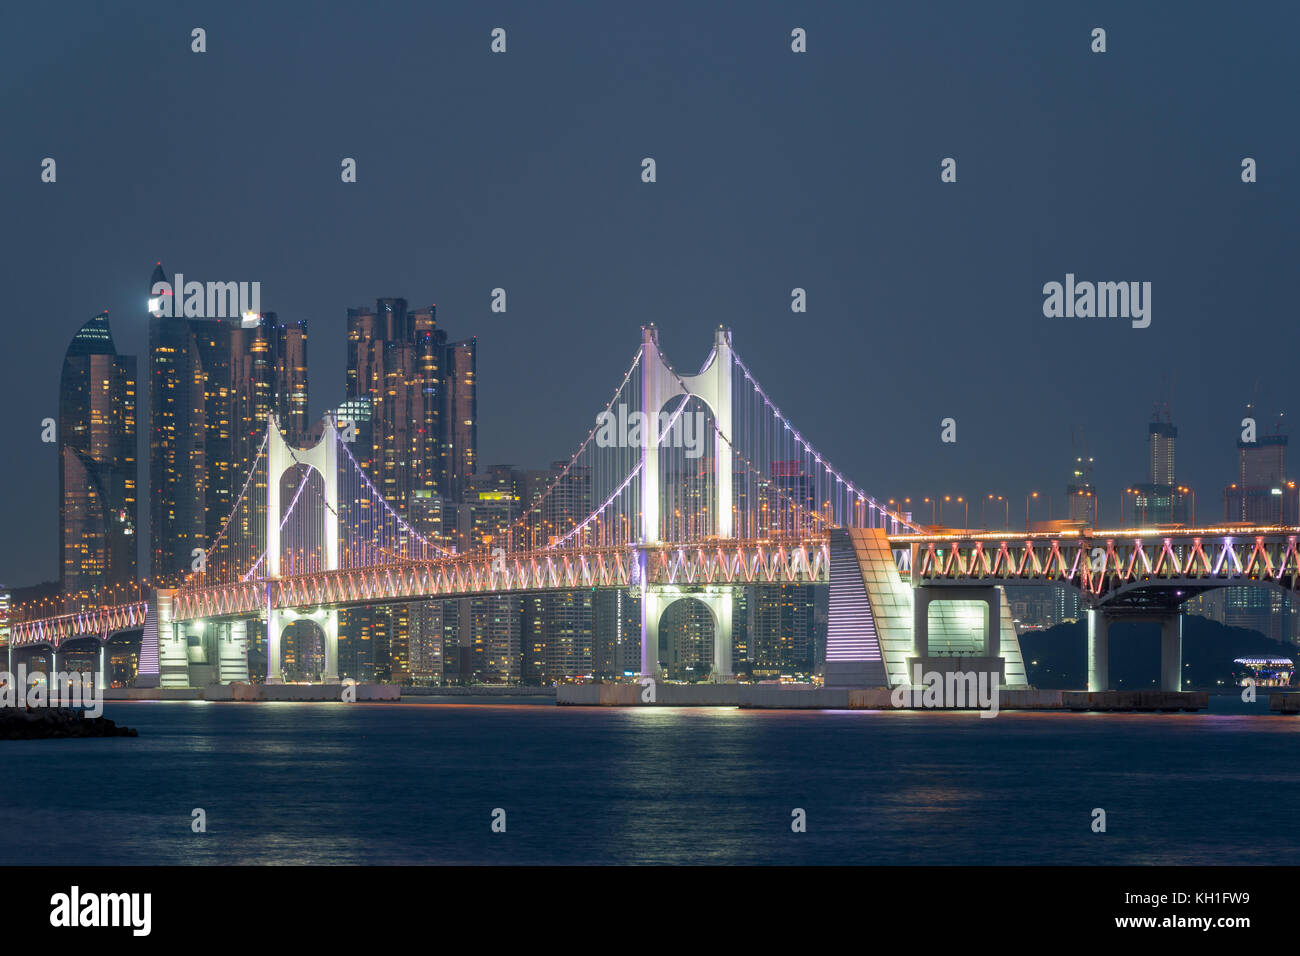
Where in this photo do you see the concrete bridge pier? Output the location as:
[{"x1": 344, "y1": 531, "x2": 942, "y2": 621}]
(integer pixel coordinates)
[
  {"x1": 267, "y1": 608, "x2": 340, "y2": 684},
  {"x1": 266, "y1": 609, "x2": 284, "y2": 684},
  {"x1": 323, "y1": 609, "x2": 339, "y2": 683},
  {"x1": 1161, "y1": 615, "x2": 1182, "y2": 692},
  {"x1": 640, "y1": 588, "x2": 733, "y2": 683},
  {"x1": 1088, "y1": 609, "x2": 1182, "y2": 692},
  {"x1": 1087, "y1": 609, "x2": 1110, "y2": 691},
  {"x1": 913, "y1": 585, "x2": 1001, "y2": 661}
]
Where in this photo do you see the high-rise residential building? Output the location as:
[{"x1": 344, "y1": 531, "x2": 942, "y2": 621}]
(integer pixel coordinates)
[
  {"x1": 662, "y1": 598, "x2": 714, "y2": 681},
  {"x1": 343, "y1": 299, "x2": 477, "y2": 682},
  {"x1": 1131, "y1": 404, "x2": 1190, "y2": 525},
  {"x1": 149, "y1": 264, "x2": 308, "y2": 581},
  {"x1": 59, "y1": 311, "x2": 137, "y2": 608},
  {"x1": 516, "y1": 462, "x2": 595, "y2": 682},
  {"x1": 592, "y1": 589, "x2": 640, "y2": 679},
  {"x1": 1224, "y1": 411, "x2": 1293, "y2": 525},
  {"x1": 746, "y1": 584, "x2": 817, "y2": 678},
  {"x1": 1150, "y1": 410, "x2": 1176, "y2": 487},
  {"x1": 448, "y1": 467, "x2": 524, "y2": 683},
  {"x1": 346, "y1": 298, "x2": 444, "y2": 509},
  {"x1": 443, "y1": 338, "x2": 478, "y2": 504},
  {"x1": 1065, "y1": 455, "x2": 1097, "y2": 526}
]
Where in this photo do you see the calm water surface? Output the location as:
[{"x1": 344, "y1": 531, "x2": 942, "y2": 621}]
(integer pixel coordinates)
[{"x1": 2, "y1": 697, "x2": 1295, "y2": 865}]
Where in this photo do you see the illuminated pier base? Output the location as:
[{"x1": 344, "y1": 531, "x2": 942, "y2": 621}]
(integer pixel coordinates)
[
  {"x1": 640, "y1": 587, "x2": 734, "y2": 683},
  {"x1": 266, "y1": 608, "x2": 339, "y2": 684}
]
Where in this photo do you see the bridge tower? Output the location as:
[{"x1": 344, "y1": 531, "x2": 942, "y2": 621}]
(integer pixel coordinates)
[
  {"x1": 265, "y1": 413, "x2": 341, "y2": 683},
  {"x1": 638, "y1": 325, "x2": 735, "y2": 681}
]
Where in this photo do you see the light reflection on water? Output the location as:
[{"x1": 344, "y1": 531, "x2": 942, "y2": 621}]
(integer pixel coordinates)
[{"x1": 1, "y1": 697, "x2": 1296, "y2": 865}]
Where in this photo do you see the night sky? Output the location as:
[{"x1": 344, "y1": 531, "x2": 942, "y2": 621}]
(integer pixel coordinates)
[{"x1": 2, "y1": 1, "x2": 1296, "y2": 586}]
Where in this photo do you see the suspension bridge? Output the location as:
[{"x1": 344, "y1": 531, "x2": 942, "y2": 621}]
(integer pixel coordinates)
[{"x1": 10, "y1": 326, "x2": 1300, "y2": 694}]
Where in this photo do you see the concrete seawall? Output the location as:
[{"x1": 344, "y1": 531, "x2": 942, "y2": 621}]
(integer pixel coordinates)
[
  {"x1": 401, "y1": 685, "x2": 555, "y2": 697},
  {"x1": 558, "y1": 683, "x2": 852, "y2": 708},
  {"x1": 557, "y1": 684, "x2": 1211, "y2": 711},
  {"x1": 104, "y1": 684, "x2": 399, "y2": 702}
]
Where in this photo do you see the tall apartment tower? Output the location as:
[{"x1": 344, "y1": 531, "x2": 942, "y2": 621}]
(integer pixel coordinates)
[
  {"x1": 149, "y1": 264, "x2": 308, "y2": 580},
  {"x1": 1150, "y1": 409, "x2": 1176, "y2": 486},
  {"x1": 1065, "y1": 455, "x2": 1097, "y2": 526},
  {"x1": 346, "y1": 299, "x2": 478, "y2": 509},
  {"x1": 1133, "y1": 403, "x2": 1188, "y2": 525},
  {"x1": 1224, "y1": 409, "x2": 1292, "y2": 525},
  {"x1": 59, "y1": 312, "x2": 137, "y2": 608},
  {"x1": 443, "y1": 338, "x2": 478, "y2": 503},
  {"x1": 343, "y1": 298, "x2": 477, "y2": 682}
]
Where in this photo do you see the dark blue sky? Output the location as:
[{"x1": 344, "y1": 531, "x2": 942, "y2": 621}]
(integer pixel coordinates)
[{"x1": 2, "y1": 1, "x2": 1296, "y2": 586}]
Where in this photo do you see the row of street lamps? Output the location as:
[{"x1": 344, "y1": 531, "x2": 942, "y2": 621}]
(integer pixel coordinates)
[{"x1": 888, "y1": 487, "x2": 1207, "y2": 532}]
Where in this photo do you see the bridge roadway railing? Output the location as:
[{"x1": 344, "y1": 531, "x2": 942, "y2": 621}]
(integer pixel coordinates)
[
  {"x1": 172, "y1": 537, "x2": 830, "y2": 621},
  {"x1": 889, "y1": 525, "x2": 1300, "y2": 601},
  {"x1": 8, "y1": 601, "x2": 150, "y2": 648},
  {"x1": 4, "y1": 538, "x2": 833, "y2": 642}
]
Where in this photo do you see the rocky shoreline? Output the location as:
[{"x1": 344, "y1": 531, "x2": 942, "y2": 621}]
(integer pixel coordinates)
[{"x1": 0, "y1": 708, "x2": 138, "y2": 740}]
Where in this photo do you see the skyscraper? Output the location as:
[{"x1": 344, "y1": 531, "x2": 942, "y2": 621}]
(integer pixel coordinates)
[
  {"x1": 149, "y1": 263, "x2": 308, "y2": 580},
  {"x1": 59, "y1": 311, "x2": 137, "y2": 608},
  {"x1": 1224, "y1": 410, "x2": 1292, "y2": 524},
  {"x1": 343, "y1": 298, "x2": 477, "y2": 682},
  {"x1": 1131, "y1": 403, "x2": 1189, "y2": 525},
  {"x1": 1065, "y1": 455, "x2": 1096, "y2": 526}
]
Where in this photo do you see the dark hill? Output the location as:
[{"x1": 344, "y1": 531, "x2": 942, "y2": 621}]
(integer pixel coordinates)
[{"x1": 1018, "y1": 615, "x2": 1294, "y2": 690}]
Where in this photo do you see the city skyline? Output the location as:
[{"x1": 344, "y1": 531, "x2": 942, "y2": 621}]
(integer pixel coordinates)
[
  {"x1": 4, "y1": 2, "x2": 1297, "y2": 589},
  {"x1": 17, "y1": 283, "x2": 1299, "y2": 597}
]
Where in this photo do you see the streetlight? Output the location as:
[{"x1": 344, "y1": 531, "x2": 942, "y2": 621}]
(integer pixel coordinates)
[
  {"x1": 984, "y1": 494, "x2": 1009, "y2": 531},
  {"x1": 1177, "y1": 485, "x2": 1197, "y2": 526},
  {"x1": 1121, "y1": 487, "x2": 1143, "y2": 528},
  {"x1": 1025, "y1": 492, "x2": 1038, "y2": 531}
]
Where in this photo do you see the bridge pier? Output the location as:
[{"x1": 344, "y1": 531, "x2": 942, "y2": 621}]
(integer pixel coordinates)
[
  {"x1": 640, "y1": 588, "x2": 733, "y2": 682},
  {"x1": 639, "y1": 590, "x2": 661, "y2": 680},
  {"x1": 1161, "y1": 615, "x2": 1182, "y2": 693},
  {"x1": 323, "y1": 609, "x2": 339, "y2": 683},
  {"x1": 267, "y1": 608, "x2": 339, "y2": 684},
  {"x1": 266, "y1": 609, "x2": 283, "y2": 684},
  {"x1": 912, "y1": 585, "x2": 1001, "y2": 661},
  {"x1": 1087, "y1": 609, "x2": 1110, "y2": 692},
  {"x1": 1089, "y1": 609, "x2": 1182, "y2": 692}
]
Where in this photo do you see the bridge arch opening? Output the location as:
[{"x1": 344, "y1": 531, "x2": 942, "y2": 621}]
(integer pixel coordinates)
[
  {"x1": 279, "y1": 617, "x2": 328, "y2": 683},
  {"x1": 658, "y1": 597, "x2": 717, "y2": 682}
]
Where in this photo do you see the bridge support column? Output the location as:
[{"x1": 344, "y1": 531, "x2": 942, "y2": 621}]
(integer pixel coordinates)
[
  {"x1": 913, "y1": 589, "x2": 932, "y2": 660},
  {"x1": 985, "y1": 587, "x2": 1001, "y2": 660},
  {"x1": 640, "y1": 588, "x2": 663, "y2": 679},
  {"x1": 324, "y1": 609, "x2": 339, "y2": 683},
  {"x1": 266, "y1": 609, "x2": 283, "y2": 684},
  {"x1": 709, "y1": 593, "x2": 733, "y2": 683},
  {"x1": 1087, "y1": 609, "x2": 1110, "y2": 692},
  {"x1": 1161, "y1": 614, "x2": 1182, "y2": 692}
]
